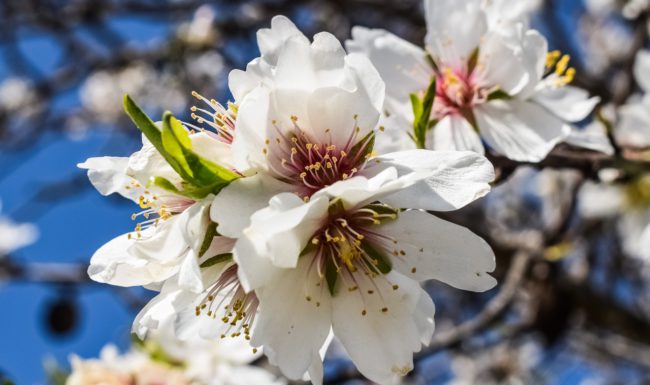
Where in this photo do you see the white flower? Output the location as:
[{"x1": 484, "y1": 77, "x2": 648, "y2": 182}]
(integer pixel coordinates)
[
  {"x1": 79, "y1": 130, "x2": 232, "y2": 292},
  {"x1": 0, "y1": 201, "x2": 38, "y2": 256},
  {"x1": 346, "y1": 0, "x2": 606, "y2": 162},
  {"x1": 615, "y1": 50, "x2": 650, "y2": 149},
  {"x1": 205, "y1": 16, "x2": 497, "y2": 385}
]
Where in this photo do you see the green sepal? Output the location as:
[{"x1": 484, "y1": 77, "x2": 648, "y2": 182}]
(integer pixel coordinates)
[
  {"x1": 124, "y1": 95, "x2": 194, "y2": 182},
  {"x1": 163, "y1": 113, "x2": 240, "y2": 187},
  {"x1": 199, "y1": 222, "x2": 218, "y2": 257},
  {"x1": 123, "y1": 94, "x2": 163, "y2": 151},
  {"x1": 151, "y1": 176, "x2": 181, "y2": 194},
  {"x1": 365, "y1": 203, "x2": 399, "y2": 220},
  {"x1": 161, "y1": 111, "x2": 194, "y2": 179},
  {"x1": 487, "y1": 89, "x2": 511, "y2": 101},
  {"x1": 200, "y1": 253, "x2": 233, "y2": 268},
  {"x1": 349, "y1": 130, "x2": 375, "y2": 162},
  {"x1": 411, "y1": 77, "x2": 437, "y2": 149},
  {"x1": 324, "y1": 256, "x2": 339, "y2": 296},
  {"x1": 467, "y1": 48, "x2": 480, "y2": 74},
  {"x1": 361, "y1": 243, "x2": 392, "y2": 274}
]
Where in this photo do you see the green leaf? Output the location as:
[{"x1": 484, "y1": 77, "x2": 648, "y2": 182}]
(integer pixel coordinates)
[
  {"x1": 162, "y1": 111, "x2": 194, "y2": 179},
  {"x1": 200, "y1": 253, "x2": 233, "y2": 268},
  {"x1": 123, "y1": 94, "x2": 163, "y2": 150},
  {"x1": 361, "y1": 243, "x2": 392, "y2": 274},
  {"x1": 151, "y1": 176, "x2": 181, "y2": 194},
  {"x1": 163, "y1": 113, "x2": 239, "y2": 187},
  {"x1": 410, "y1": 93, "x2": 423, "y2": 122},
  {"x1": 324, "y1": 256, "x2": 339, "y2": 296},
  {"x1": 199, "y1": 222, "x2": 218, "y2": 257},
  {"x1": 124, "y1": 96, "x2": 194, "y2": 182},
  {"x1": 412, "y1": 77, "x2": 437, "y2": 149}
]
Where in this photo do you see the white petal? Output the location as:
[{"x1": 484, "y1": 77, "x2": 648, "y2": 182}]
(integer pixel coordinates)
[
  {"x1": 177, "y1": 250, "x2": 203, "y2": 293},
  {"x1": 367, "y1": 150, "x2": 494, "y2": 211},
  {"x1": 243, "y1": 194, "x2": 328, "y2": 269},
  {"x1": 190, "y1": 131, "x2": 235, "y2": 169},
  {"x1": 476, "y1": 100, "x2": 568, "y2": 162},
  {"x1": 377, "y1": 210, "x2": 497, "y2": 291},
  {"x1": 477, "y1": 31, "x2": 530, "y2": 95},
  {"x1": 331, "y1": 272, "x2": 431, "y2": 385},
  {"x1": 431, "y1": 115, "x2": 485, "y2": 154},
  {"x1": 177, "y1": 200, "x2": 211, "y2": 253},
  {"x1": 78, "y1": 157, "x2": 139, "y2": 202},
  {"x1": 128, "y1": 215, "x2": 189, "y2": 265},
  {"x1": 210, "y1": 173, "x2": 293, "y2": 238},
  {"x1": 256, "y1": 15, "x2": 306, "y2": 66},
  {"x1": 251, "y1": 257, "x2": 332, "y2": 381},
  {"x1": 88, "y1": 230, "x2": 179, "y2": 287},
  {"x1": 306, "y1": 86, "x2": 381, "y2": 148},
  {"x1": 346, "y1": 27, "x2": 432, "y2": 115},
  {"x1": 424, "y1": 0, "x2": 487, "y2": 68},
  {"x1": 230, "y1": 86, "x2": 273, "y2": 173},
  {"x1": 565, "y1": 120, "x2": 615, "y2": 155},
  {"x1": 533, "y1": 85, "x2": 599, "y2": 122}
]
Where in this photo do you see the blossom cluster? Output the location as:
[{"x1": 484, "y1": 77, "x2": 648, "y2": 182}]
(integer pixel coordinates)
[{"x1": 79, "y1": 0, "x2": 629, "y2": 384}]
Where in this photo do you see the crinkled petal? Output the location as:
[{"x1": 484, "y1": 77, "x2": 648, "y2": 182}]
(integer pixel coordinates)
[
  {"x1": 367, "y1": 150, "x2": 494, "y2": 211},
  {"x1": 78, "y1": 157, "x2": 139, "y2": 202}
]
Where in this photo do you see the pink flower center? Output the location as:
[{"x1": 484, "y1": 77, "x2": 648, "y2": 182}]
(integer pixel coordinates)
[
  {"x1": 264, "y1": 120, "x2": 374, "y2": 200},
  {"x1": 434, "y1": 66, "x2": 487, "y2": 118}
]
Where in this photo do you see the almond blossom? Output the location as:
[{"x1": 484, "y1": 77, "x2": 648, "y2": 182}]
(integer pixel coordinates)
[
  {"x1": 207, "y1": 16, "x2": 497, "y2": 385},
  {"x1": 346, "y1": 0, "x2": 610, "y2": 161},
  {"x1": 614, "y1": 50, "x2": 650, "y2": 150},
  {"x1": 0, "y1": 200, "x2": 38, "y2": 256}
]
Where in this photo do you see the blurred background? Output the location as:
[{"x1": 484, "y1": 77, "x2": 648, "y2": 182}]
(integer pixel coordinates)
[{"x1": 1, "y1": 0, "x2": 650, "y2": 384}]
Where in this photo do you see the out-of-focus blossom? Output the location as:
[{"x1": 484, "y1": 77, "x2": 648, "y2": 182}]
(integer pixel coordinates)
[
  {"x1": 615, "y1": 50, "x2": 650, "y2": 150},
  {"x1": 579, "y1": 175, "x2": 650, "y2": 260},
  {"x1": 347, "y1": 0, "x2": 607, "y2": 162},
  {"x1": 80, "y1": 63, "x2": 186, "y2": 123},
  {"x1": 485, "y1": 167, "x2": 582, "y2": 248},
  {"x1": 177, "y1": 5, "x2": 218, "y2": 46},
  {"x1": 0, "y1": 201, "x2": 38, "y2": 256},
  {"x1": 445, "y1": 340, "x2": 542, "y2": 385}
]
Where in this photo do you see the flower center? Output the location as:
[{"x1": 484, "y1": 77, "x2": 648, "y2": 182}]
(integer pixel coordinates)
[
  {"x1": 309, "y1": 203, "x2": 398, "y2": 286},
  {"x1": 195, "y1": 264, "x2": 259, "y2": 344},
  {"x1": 264, "y1": 118, "x2": 374, "y2": 200},
  {"x1": 434, "y1": 67, "x2": 486, "y2": 117}
]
